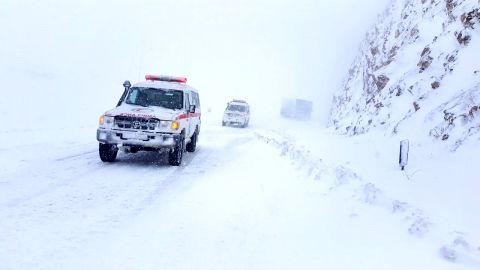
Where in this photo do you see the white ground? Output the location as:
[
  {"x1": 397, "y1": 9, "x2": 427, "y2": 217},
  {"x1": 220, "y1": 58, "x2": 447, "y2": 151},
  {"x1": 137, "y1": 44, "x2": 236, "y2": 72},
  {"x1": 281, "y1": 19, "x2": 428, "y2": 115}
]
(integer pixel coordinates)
[{"x1": 1, "y1": 114, "x2": 479, "y2": 269}]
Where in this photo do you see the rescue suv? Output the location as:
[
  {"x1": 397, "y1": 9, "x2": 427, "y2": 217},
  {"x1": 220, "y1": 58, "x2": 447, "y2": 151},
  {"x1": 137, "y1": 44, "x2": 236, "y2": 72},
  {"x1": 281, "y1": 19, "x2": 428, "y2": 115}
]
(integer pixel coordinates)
[
  {"x1": 97, "y1": 75, "x2": 201, "y2": 166},
  {"x1": 222, "y1": 99, "x2": 250, "y2": 128}
]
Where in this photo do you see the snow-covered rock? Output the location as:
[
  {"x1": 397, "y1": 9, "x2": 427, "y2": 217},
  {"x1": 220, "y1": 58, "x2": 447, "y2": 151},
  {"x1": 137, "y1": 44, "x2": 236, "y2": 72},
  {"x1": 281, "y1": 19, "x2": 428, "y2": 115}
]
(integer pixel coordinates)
[{"x1": 330, "y1": 0, "x2": 480, "y2": 150}]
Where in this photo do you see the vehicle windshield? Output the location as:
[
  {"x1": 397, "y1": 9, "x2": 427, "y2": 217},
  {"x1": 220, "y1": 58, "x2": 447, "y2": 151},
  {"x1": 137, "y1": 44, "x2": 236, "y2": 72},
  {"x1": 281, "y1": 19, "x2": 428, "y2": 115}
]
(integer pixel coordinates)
[
  {"x1": 227, "y1": 104, "x2": 246, "y2": 112},
  {"x1": 125, "y1": 87, "x2": 184, "y2": 110}
]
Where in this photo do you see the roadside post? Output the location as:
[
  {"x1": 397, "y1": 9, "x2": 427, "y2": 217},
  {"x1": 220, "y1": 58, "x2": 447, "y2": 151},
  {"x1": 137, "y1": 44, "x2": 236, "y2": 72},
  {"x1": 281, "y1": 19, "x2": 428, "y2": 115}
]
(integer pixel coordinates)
[{"x1": 399, "y1": 139, "x2": 409, "y2": 170}]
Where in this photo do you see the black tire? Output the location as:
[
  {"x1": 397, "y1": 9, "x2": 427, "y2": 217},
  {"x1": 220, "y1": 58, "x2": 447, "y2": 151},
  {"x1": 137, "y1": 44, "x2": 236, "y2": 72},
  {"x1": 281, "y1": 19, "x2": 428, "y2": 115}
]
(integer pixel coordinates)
[
  {"x1": 186, "y1": 130, "x2": 198, "y2": 153},
  {"x1": 168, "y1": 137, "x2": 184, "y2": 166},
  {"x1": 99, "y1": 143, "x2": 117, "y2": 162},
  {"x1": 222, "y1": 121, "x2": 226, "y2": 126}
]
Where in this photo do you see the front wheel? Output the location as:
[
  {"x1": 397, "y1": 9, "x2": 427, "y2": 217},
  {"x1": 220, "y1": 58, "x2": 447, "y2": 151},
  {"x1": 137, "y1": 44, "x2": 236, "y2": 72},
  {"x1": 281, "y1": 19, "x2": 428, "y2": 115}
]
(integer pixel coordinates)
[
  {"x1": 168, "y1": 138, "x2": 184, "y2": 166},
  {"x1": 99, "y1": 143, "x2": 117, "y2": 162},
  {"x1": 186, "y1": 130, "x2": 198, "y2": 153}
]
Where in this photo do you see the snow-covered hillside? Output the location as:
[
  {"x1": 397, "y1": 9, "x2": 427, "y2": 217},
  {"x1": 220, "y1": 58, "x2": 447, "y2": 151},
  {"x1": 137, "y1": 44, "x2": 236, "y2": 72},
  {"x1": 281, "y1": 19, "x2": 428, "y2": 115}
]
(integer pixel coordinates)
[
  {"x1": 330, "y1": 0, "x2": 480, "y2": 150},
  {"x1": 324, "y1": 0, "x2": 480, "y2": 266}
]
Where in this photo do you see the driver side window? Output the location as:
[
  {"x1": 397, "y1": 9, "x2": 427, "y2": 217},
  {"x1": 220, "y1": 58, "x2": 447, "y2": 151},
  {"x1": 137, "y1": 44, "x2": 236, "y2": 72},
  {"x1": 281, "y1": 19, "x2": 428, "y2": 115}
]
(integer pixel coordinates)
[
  {"x1": 126, "y1": 89, "x2": 138, "y2": 103},
  {"x1": 185, "y1": 92, "x2": 191, "y2": 111}
]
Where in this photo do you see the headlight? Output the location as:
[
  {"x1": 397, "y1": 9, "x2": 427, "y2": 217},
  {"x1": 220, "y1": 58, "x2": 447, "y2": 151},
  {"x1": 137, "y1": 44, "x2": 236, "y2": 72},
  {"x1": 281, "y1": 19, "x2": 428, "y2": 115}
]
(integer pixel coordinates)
[
  {"x1": 171, "y1": 121, "x2": 180, "y2": 130},
  {"x1": 99, "y1": 115, "x2": 114, "y2": 127},
  {"x1": 159, "y1": 121, "x2": 169, "y2": 128}
]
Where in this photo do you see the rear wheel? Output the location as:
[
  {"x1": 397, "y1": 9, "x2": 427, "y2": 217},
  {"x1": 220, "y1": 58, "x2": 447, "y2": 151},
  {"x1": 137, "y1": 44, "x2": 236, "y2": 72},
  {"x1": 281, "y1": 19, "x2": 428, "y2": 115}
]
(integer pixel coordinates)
[
  {"x1": 168, "y1": 137, "x2": 184, "y2": 166},
  {"x1": 186, "y1": 130, "x2": 198, "y2": 153},
  {"x1": 222, "y1": 121, "x2": 226, "y2": 126},
  {"x1": 99, "y1": 143, "x2": 118, "y2": 162}
]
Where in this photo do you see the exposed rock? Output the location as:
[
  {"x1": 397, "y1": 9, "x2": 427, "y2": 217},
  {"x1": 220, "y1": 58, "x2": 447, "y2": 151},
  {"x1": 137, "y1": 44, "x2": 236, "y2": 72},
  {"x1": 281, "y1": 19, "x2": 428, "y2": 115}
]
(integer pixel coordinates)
[
  {"x1": 456, "y1": 31, "x2": 471, "y2": 45},
  {"x1": 428, "y1": 86, "x2": 480, "y2": 149},
  {"x1": 461, "y1": 8, "x2": 480, "y2": 28},
  {"x1": 444, "y1": 52, "x2": 458, "y2": 72},
  {"x1": 330, "y1": 0, "x2": 480, "y2": 150},
  {"x1": 468, "y1": 106, "x2": 479, "y2": 117},
  {"x1": 410, "y1": 26, "x2": 420, "y2": 38},
  {"x1": 375, "y1": 75, "x2": 390, "y2": 91},
  {"x1": 446, "y1": 0, "x2": 458, "y2": 19},
  {"x1": 420, "y1": 46, "x2": 431, "y2": 57},
  {"x1": 418, "y1": 46, "x2": 434, "y2": 72},
  {"x1": 413, "y1": 101, "x2": 420, "y2": 112}
]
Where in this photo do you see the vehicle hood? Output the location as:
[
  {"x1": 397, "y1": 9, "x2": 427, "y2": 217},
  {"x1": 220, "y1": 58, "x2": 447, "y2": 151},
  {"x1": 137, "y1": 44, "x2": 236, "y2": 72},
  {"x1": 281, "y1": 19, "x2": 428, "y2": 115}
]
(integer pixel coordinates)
[
  {"x1": 224, "y1": 110, "x2": 246, "y2": 115},
  {"x1": 105, "y1": 104, "x2": 181, "y2": 121}
]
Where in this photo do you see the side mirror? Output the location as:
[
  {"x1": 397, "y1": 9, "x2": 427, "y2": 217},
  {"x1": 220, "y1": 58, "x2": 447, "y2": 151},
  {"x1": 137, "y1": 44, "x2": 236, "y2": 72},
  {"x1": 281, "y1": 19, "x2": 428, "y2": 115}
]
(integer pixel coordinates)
[{"x1": 189, "y1": 105, "x2": 196, "y2": 113}]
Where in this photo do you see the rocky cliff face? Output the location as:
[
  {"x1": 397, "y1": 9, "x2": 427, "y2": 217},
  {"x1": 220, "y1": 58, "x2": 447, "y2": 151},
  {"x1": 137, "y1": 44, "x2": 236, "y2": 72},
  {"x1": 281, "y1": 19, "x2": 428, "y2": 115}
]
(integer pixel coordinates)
[{"x1": 330, "y1": 0, "x2": 480, "y2": 150}]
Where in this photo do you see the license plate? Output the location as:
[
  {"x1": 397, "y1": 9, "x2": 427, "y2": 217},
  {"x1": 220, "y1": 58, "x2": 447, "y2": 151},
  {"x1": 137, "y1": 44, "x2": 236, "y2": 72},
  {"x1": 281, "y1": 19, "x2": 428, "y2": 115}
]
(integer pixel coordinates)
[{"x1": 123, "y1": 133, "x2": 148, "y2": 140}]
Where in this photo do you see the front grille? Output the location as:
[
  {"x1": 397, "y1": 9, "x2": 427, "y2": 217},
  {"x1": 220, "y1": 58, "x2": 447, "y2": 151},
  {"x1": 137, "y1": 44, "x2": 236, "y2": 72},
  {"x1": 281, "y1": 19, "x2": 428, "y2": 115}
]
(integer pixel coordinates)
[{"x1": 115, "y1": 116, "x2": 159, "y2": 131}]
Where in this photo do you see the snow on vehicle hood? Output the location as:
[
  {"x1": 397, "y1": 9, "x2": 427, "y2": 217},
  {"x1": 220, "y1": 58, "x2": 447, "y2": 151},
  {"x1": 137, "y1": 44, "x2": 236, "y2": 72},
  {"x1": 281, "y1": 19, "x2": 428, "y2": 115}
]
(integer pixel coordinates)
[
  {"x1": 105, "y1": 104, "x2": 181, "y2": 121},
  {"x1": 224, "y1": 110, "x2": 247, "y2": 115}
]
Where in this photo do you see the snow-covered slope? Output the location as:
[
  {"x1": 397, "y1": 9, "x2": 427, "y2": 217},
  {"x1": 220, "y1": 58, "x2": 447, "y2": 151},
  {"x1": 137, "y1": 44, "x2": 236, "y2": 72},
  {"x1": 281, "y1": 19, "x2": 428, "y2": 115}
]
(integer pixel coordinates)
[{"x1": 330, "y1": 0, "x2": 480, "y2": 150}]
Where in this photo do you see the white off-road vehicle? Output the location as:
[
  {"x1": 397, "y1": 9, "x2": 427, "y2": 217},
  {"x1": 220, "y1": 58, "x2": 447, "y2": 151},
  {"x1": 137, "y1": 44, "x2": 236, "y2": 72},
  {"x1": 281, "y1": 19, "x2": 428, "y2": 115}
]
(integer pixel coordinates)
[
  {"x1": 97, "y1": 75, "x2": 201, "y2": 166},
  {"x1": 222, "y1": 100, "x2": 250, "y2": 128}
]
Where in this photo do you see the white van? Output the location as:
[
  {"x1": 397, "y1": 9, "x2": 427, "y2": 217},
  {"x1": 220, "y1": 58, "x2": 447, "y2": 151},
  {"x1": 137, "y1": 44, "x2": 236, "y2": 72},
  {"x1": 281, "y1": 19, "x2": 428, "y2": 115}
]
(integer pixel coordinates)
[
  {"x1": 222, "y1": 99, "x2": 250, "y2": 128},
  {"x1": 97, "y1": 75, "x2": 201, "y2": 166}
]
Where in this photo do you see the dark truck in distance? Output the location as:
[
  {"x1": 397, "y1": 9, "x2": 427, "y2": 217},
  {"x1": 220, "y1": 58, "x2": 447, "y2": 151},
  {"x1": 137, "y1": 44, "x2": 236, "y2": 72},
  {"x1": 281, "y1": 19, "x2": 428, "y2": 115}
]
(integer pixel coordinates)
[{"x1": 280, "y1": 98, "x2": 313, "y2": 120}]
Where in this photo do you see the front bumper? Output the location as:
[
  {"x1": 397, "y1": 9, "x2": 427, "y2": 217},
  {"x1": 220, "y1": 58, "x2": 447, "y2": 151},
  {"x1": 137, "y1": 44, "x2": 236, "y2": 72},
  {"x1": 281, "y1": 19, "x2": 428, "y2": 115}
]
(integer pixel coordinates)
[
  {"x1": 97, "y1": 128, "x2": 180, "y2": 148},
  {"x1": 223, "y1": 115, "x2": 246, "y2": 125}
]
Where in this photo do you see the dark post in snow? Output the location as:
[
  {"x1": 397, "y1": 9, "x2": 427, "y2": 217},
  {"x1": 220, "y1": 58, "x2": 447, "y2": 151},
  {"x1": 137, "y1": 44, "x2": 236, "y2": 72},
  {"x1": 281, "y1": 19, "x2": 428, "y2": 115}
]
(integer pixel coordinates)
[{"x1": 399, "y1": 139, "x2": 409, "y2": 170}]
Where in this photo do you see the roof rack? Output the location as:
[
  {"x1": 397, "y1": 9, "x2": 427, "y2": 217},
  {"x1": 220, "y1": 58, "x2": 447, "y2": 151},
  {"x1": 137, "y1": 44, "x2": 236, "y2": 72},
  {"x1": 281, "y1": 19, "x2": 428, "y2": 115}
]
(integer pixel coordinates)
[{"x1": 231, "y1": 99, "x2": 247, "y2": 103}]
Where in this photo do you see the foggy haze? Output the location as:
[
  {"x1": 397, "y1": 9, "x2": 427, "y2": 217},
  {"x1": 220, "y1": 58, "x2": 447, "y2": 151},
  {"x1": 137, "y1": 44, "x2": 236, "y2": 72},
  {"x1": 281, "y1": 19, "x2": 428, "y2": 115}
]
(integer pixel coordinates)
[{"x1": 0, "y1": 0, "x2": 389, "y2": 127}]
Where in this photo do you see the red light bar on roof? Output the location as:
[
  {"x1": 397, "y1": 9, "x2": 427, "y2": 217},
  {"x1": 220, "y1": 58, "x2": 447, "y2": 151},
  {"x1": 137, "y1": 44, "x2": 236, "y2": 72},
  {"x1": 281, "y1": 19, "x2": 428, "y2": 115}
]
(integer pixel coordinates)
[{"x1": 145, "y1": 75, "x2": 187, "y2": 83}]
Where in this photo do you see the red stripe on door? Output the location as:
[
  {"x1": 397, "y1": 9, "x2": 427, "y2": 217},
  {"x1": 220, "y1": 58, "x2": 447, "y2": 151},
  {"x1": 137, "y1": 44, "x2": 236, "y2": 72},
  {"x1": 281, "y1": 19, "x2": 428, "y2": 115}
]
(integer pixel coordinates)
[{"x1": 176, "y1": 113, "x2": 201, "y2": 120}]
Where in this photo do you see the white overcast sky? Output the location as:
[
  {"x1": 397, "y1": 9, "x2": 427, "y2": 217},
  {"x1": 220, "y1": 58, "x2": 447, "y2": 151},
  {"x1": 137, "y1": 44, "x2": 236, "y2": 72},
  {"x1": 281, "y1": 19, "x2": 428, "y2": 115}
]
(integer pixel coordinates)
[{"x1": 0, "y1": 0, "x2": 389, "y2": 126}]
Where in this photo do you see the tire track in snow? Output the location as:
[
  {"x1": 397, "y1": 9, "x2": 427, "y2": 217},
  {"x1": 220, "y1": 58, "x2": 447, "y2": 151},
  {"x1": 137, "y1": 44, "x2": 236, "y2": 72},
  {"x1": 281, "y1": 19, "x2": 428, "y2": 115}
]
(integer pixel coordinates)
[
  {"x1": 2, "y1": 151, "x2": 102, "y2": 208},
  {"x1": 0, "y1": 127, "x2": 258, "y2": 270},
  {"x1": 0, "y1": 146, "x2": 206, "y2": 269},
  {"x1": 136, "y1": 131, "x2": 256, "y2": 211},
  {"x1": 55, "y1": 150, "x2": 97, "y2": 161}
]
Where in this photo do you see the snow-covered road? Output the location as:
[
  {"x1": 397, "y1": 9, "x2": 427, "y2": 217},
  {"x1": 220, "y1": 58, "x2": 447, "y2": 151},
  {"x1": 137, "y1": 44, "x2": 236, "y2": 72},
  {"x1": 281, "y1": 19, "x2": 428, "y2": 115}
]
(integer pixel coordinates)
[{"x1": 0, "y1": 124, "x2": 476, "y2": 269}]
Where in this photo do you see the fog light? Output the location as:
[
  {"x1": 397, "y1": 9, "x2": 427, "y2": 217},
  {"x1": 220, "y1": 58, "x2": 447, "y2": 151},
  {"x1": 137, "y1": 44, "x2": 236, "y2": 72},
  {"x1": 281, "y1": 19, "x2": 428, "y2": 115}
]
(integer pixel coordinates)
[{"x1": 99, "y1": 132, "x2": 107, "y2": 140}]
